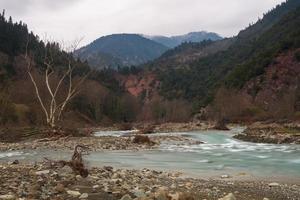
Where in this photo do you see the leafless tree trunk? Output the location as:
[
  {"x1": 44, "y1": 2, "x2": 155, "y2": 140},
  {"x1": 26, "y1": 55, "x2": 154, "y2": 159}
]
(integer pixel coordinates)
[{"x1": 24, "y1": 39, "x2": 89, "y2": 128}]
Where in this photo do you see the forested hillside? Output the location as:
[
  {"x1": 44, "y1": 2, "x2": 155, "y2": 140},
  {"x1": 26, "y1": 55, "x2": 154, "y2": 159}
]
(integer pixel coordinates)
[
  {"x1": 1, "y1": 0, "x2": 300, "y2": 126},
  {"x1": 152, "y1": 0, "x2": 300, "y2": 108},
  {"x1": 0, "y1": 12, "x2": 146, "y2": 126},
  {"x1": 109, "y1": 0, "x2": 299, "y2": 123}
]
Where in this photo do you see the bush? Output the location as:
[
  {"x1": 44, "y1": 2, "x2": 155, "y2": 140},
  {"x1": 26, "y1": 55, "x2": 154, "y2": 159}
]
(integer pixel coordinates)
[
  {"x1": 139, "y1": 125, "x2": 155, "y2": 134},
  {"x1": 0, "y1": 91, "x2": 18, "y2": 124},
  {"x1": 295, "y1": 51, "x2": 300, "y2": 62},
  {"x1": 118, "y1": 123, "x2": 133, "y2": 131},
  {"x1": 293, "y1": 111, "x2": 300, "y2": 120},
  {"x1": 14, "y1": 104, "x2": 30, "y2": 121},
  {"x1": 242, "y1": 106, "x2": 264, "y2": 117}
]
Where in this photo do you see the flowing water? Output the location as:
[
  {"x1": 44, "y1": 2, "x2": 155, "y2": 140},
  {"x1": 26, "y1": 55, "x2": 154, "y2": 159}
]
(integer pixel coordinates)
[{"x1": 1, "y1": 127, "x2": 300, "y2": 180}]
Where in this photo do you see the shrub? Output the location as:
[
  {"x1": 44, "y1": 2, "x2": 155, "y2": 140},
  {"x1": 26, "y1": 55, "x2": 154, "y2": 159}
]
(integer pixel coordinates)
[
  {"x1": 242, "y1": 106, "x2": 264, "y2": 117},
  {"x1": 14, "y1": 104, "x2": 30, "y2": 121},
  {"x1": 118, "y1": 123, "x2": 133, "y2": 131},
  {"x1": 139, "y1": 125, "x2": 155, "y2": 134},
  {"x1": 293, "y1": 111, "x2": 300, "y2": 120},
  {"x1": 0, "y1": 91, "x2": 18, "y2": 124},
  {"x1": 294, "y1": 51, "x2": 300, "y2": 62}
]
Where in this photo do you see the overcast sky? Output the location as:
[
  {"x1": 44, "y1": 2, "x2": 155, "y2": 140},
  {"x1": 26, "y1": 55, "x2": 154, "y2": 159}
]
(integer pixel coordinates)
[{"x1": 1, "y1": 0, "x2": 286, "y2": 46}]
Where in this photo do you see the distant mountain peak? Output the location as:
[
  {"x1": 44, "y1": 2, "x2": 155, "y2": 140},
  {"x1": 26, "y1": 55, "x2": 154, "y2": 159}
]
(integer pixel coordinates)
[
  {"x1": 75, "y1": 33, "x2": 168, "y2": 70},
  {"x1": 75, "y1": 31, "x2": 222, "y2": 70},
  {"x1": 144, "y1": 31, "x2": 222, "y2": 48}
]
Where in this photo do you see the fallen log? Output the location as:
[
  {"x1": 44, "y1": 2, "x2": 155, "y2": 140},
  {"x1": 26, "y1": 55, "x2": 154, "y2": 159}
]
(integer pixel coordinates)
[{"x1": 44, "y1": 145, "x2": 89, "y2": 177}]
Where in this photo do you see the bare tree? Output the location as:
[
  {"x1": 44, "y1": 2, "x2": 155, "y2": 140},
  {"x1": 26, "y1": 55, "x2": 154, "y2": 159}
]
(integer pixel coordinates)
[{"x1": 24, "y1": 39, "x2": 89, "y2": 128}]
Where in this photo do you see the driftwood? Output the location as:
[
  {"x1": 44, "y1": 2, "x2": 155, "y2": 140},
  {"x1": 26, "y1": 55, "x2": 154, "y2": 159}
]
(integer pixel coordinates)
[
  {"x1": 132, "y1": 135, "x2": 155, "y2": 145},
  {"x1": 44, "y1": 145, "x2": 89, "y2": 177}
]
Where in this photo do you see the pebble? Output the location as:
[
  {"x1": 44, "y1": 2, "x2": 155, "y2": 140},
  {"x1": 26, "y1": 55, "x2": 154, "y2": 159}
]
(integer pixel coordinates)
[
  {"x1": 55, "y1": 183, "x2": 65, "y2": 193},
  {"x1": 221, "y1": 174, "x2": 230, "y2": 179},
  {"x1": 28, "y1": 184, "x2": 39, "y2": 197},
  {"x1": 104, "y1": 166, "x2": 113, "y2": 171},
  {"x1": 155, "y1": 189, "x2": 169, "y2": 200},
  {"x1": 169, "y1": 192, "x2": 180, "y2": 200},
  {"x1": 0, "y1": 195, "x2": 15, "y2": 200},
  {"x1": 76, "y1": 175, "x2": 84, "y2": 181},
  {"x1": 79, "y1": 193, "x2": 89, "y2": 199},
  {"x1": 218, "y1": 193, "x2": 236, "y2": 200},
  {"x1": 185, "y1": 182, "x2": 193, "y2": 188},
  {"x1": 92, "y1": 185, "x2": 100, "y2": 189},
  {"x1": 268, "y1": 182, "x2": 280, "y2": 187},
  {"x1": 134, "y1": 189, "x2": 146, "y2": 198},
  {"x1": 8, "y1": 160, "x2": 19, "y2": 165},
  {"x1": 67, "y1": 190, "x2": 81, "y2": 197},
  {"x1": 35, "y1": 170, "x2": 50, "y2": 175},
  {"x1": 120, "y1": 194, "x2": 133, "y2": 200}
]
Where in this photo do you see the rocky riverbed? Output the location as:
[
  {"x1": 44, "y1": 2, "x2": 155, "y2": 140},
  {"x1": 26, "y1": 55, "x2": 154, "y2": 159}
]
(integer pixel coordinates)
[
  {"x1": 234, "y1": 122, "x2": 300, "y2": 144},
  {"x1": 0, "y1": 162, "x2": 299, "y2": 200},
  {"x1": 0, "y1": 134, "x2": 201, "y2": 152},
  {"x1": 92, "y1": 122, "x2": 215, "y2": 134},
  {"x1": 151, "y1": 122, "x2": 214, "y2": 133},
  {"x1": 1, "y1": 125, "x2": 300, "y2": 199}
]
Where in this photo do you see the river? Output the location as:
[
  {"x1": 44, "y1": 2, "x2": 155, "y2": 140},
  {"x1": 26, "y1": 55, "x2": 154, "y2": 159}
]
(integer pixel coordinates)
[{"x1": 1, "y1": 127, "x2": 300, "y2": 181}]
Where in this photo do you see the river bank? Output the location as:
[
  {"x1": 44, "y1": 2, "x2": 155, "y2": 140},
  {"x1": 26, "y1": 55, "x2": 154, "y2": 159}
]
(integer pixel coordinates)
[
  {"x1": 0, "y1": 162, "x2": 299, "y2": 200},
  {"x1": 0, "y1": 134, "x2": 202, "y2": 152},
  {"x1": 0, "y1": 122, "x2": 210, "y2": 152},
  {"x1": 91, "y1": 122, "x2": 215, "y2": 133},
  {"x1": 86, "y1": 121, "x2": 300, "y2": 145},
  {"x1": 0, "y1": 127, "x2": 300, "y2": 199},
  {"x1": 234, "y1": 122, "x2": 300, "y2": 144}
]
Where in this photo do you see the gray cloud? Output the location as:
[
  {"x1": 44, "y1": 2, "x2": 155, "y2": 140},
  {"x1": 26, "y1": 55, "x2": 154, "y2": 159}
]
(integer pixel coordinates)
[
  {"x1": 0, "y1": 0, "x2": 286, "y2": 46},
  {"x1": 0, "y1": 0, "x2": 80, "y2": 14}
]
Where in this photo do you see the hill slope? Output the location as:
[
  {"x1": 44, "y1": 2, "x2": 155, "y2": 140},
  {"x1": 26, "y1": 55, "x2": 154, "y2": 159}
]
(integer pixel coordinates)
[
  {"x1": 152, "y1": 0, "x2": 300, "y2": 105},
  {"x1": 76, "y1": 34, "x2": 168, "y2": 69},
  {"x1": 0, "y1": 14, "x2": 143, "y2": 126}
]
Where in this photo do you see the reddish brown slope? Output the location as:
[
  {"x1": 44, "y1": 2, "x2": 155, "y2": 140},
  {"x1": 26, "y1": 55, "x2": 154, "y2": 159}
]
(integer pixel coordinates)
[
  {"x1": 211, "y1": 49, "x2": 300, "y2": 121},
  {"x1": 116, "y1": 72, "x2": 160, "y2": 102}
]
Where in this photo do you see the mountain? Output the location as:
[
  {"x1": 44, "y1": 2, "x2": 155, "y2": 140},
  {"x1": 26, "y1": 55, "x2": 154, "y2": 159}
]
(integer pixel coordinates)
[
  {"x1": 138, "y1": 0, "x2": 300, "y2": 121},
  {"x1": 148, "y1": 0, "x2": 300, "y2": 73},
  {"x1": 148, "y1": 38, "x2": 234, "y2": 70},
  {"x1": 1, "y1": 0, "x2": 300, "y2": 125},
  {"x1": 237, "y1": 0, "x2": 300, "y2": 41},
  {"x1": 76, "y1": 34, "x2": 168, "y2": 69},
  {"x1": 146, "y1": 31, "x2": 222, "y2": 48},
  {"x1": 75, "y1": 32, "x2": 222, "y2": 70}
]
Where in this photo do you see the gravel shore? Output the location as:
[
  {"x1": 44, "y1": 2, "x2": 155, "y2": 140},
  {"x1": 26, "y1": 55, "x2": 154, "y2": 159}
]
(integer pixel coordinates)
[
  {"x1": 1, "y1": 125, "x2": 300, "y2": 199},
  {"x1": 234, "y1": 122, "x2": 300, "y2": 144},
  {"x1": 0, "y1": 162, "x2": 299, "y2": 200},
  {"x1": 0, "y1": 134, "x2": 200, "y2": 152}
]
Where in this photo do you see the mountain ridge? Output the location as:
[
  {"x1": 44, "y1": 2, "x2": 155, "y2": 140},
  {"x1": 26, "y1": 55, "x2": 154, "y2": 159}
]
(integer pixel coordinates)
[
  {"x1": 76, "y1": 34, "x2": 168, "y2": 70},
  {"x1": 144, "y1": 31, "x2": 222, "y2": 48},
  {"x1": 148, "y1": 0, "x2": 300, "y2": 121},
  {"x1": 76, "y1": 31, "x2": 222, "y2": 70}
]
